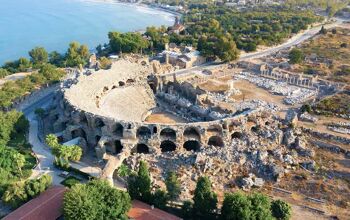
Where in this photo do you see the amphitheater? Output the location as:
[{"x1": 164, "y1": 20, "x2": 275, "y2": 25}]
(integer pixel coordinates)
[{"x1": 51, "y1": 57, "x2": 274, "y2": 180}]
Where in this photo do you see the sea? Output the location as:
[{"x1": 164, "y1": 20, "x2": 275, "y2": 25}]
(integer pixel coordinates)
[{"x1": 0, "y1": 0, "x2": 174, "y2": 65}]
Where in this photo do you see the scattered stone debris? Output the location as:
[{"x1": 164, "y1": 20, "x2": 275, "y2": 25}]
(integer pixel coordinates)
[{"x1": 299, "y1": 112, "x2": 318, "y2": 123}]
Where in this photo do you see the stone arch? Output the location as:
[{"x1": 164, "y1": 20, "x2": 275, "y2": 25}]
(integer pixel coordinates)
[
  {"x1": 95, "y1": 135, "x2": 101, "y2": 143},
  {"x1": 126, "y1": 79, "x2": 135, "y2": 84},
  {"x1": 104, "y1": 141, "x2": 114, "y2": 154},
  {"x1": 160, "y1": 140, "x2": 177, "y2": 152},
  {"x1": 95, "y1": 118, "x2": 105, "y2": 129},
  {"x1": 80, "y1": 113, "x2": 88, "y2": 124},
  {"x1": 183, "y1": 127, "x2": 201, "y2": 141},
  {"x1": 71, "y1": 128, "x2": 87, "y2": 140},
  {"x1": 208, "y1": 136, "x2": 224, "y2": 147},
  {"x1": 231, "y1": 131, "x2": 243, "y2": 139},
  {"x1": 137, "y1": 126, "x2": 152, "y2": 139},
  {"x1": 183, "y1": 140, "x2": 201, "y2": 152},
  {"x1": 207, "y1": 124, "x2": 223, "y2": 135},
  {"x1": 115, "y1": 140, "x2": 123, "y2": 154},
  {"x1": 113, "y1": 123, "x2": 124, "y2": 137},
  {"x1": 160, "y1": 128, "x2": 176, "y2": 140},
  {"x1": 147, "y1": 75, "x2": 158, "y2": 94},
  {"x1": 135, "y1": 143, "x2": 149, "y2": 154}
]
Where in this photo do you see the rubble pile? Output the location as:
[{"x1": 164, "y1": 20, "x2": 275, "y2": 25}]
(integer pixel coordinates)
[
  {"x1": 299, "y1": 112, "x2": 318, "y2": 123},
  {"x1": 125, "y1": 122, "x2": 317, "y2": 199},
  {"x1": 327, "y1": 122, "x2": 350, "y2": 135},
  {"x1": 235, "y1": 72, "x2": 316, "y2": 105}
]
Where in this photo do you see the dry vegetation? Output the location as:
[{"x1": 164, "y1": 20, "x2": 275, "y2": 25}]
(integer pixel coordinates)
[
  {"x1": 314, "y1": 92, "x2": 350, "y2": 116},
  {"x1": 297, "y1": 28, "x2": 350, "y2": 84},
  {"x1": 276, "y1": 146, "x2": 350, "y2": 219}
]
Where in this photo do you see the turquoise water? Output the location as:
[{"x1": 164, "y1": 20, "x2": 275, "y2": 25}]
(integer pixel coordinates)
[{"x1": 0, "y1": 0, "x2": 174, "y2": 65}]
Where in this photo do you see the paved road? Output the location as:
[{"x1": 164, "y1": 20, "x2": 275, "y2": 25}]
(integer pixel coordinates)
[{"x1": 24, "y1": 90, "x2": 101, "y2": 185}]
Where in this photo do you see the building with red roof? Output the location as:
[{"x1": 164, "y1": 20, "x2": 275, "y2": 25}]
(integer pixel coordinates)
[{"x1": 3, "y1": 186, "x2": 66, "y2": 220}]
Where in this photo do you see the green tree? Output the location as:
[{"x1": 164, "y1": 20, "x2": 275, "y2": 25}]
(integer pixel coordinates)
[
  {"x1": 2, "y1": 182, "x2": 27, "y2": 208},
  {"x1": 249, "y1": 193, "x2": 273, "y2": 220},
  {"x1": 68, "y1": 145, "x2": 83, "y2": 161},
  {"x1": 165, "y1": 171, "x2": 181, "y2": 202},
  {"x1": 13, "y1": 153, "x2": 25, "y2": 177},
  {"x1": 49, "y1": 51, "x2": 64, "y2": 66},
  {"x1": 45, "y1": 134, "x2": 60, "y2": 149},
  {"x1": 193, "y1": 176, "x2": 218, "y2": 219},
  {"x1": 39, "y1": 64, "x2": 65, "y2": 82},
  {"x1": 288, "y1": 48, "x2": 304, "y2": 64},
  {"x1": 108, "y1": 32, "x2": 149, "y2": 54},
  {"x1": 127, "y1": 160, "x2": 151, "y2": 202},
  {"x1": 117, "y1": 164, "x2": 131, "y2": 177},
  {"x1": 217, "y1": 34, "x2": 240, "y2": 62},
  {"x1": 2, "y1": 174, "x2": 52, "y2": 208},
  {"x1": 0, "y1": 68, "x2": 9, "y2": 78},
  {"x1": 64, "y1": 42, "x2": 90, "y2": 67},
  {"x1": 152, "y1": 189, "x2": 168, "y2": 210},
  {"x1": 29, "y1": 47, "x2": 48, "y2": 65},
  {"x1": 17, "y1": 57, "x2": 32, "y2": 72},
  {"x1": 271, "y1": 199, "x2": 292, "y2": 220},
  {"x1": 221, "y1": 192, "x2": 252, "y2": 220},
  {"x1": 63, "y1": 179, "x2": 131, "y2": 220},
  {"x1": 182, "y1": 200, "x2": 194, "y2": 219},
  {"x1": 98, "y1": 57, "x2": 112, "y2": 70}
]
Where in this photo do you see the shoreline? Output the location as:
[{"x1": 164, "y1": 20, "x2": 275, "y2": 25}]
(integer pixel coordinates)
[{"x1": 0, "y1": 0, "x2": 176, "y2": 66}]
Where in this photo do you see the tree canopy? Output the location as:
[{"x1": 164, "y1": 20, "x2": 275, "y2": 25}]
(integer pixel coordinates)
[
  {"x1": 63, "y1": 179, "x2": 131, "y2": 220},
  {"x1": 108, "y1": 32, "x2": 149, "y2": 54},
  {"x1": 165, "y1": 171, "x2": 181, "y2": 202},
  {"x1": 127, "y1": 160, "x2": 151, "y2": 202},
  {"x1": 193, "y1": 176, "x2": 218, "y2": 219},
  {"x1": 289, "y1": 48, "x2": 304, "y2": 64},
  {"x1": 29, "y1": 47, "x2": 48, "y2": 65}
]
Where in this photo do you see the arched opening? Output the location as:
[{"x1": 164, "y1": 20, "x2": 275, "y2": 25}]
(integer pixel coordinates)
[
  {"x1": 231, "y1": 132, "x2": 243, "y2": 139},
  {"x1": 113, "y1": 123, "x2": 124, "y2": 137},
  {"x1": 80, "y1": 114, "x2": 88, "y2": 124},
  {"x1": 207, "y1": 124, "x2": 223, "y2": 135},
  {"x1": 251, "y1": 125, "x2": 260, "y2": 133},
  {"x1": 208, "y1": 136, "x2": 224, "y2": 147},
  {"x1": 95, "y1": 118, "x2": 105, "y2": 132},
  {"x1": 148, "y1": 82, "x2": 157, "y2": 94},
  {"x1": 160, "y1": 140, "x2": 176, "y2": 152},
  {"x1": 153, "y1": 126, "x2": 158, "y2": 134},
  {"x1": 119, "y1": 81, "x2": 125, "y2": 86},
  {"x1": 115, "y1": 140, "x2": 123, "y2": 154},
  {"x1": 126, "y1": 79, "x2": 135, "y2": 83},
  {"x1": 183, "y1": 127, "x2": 201, "y2": 141},
  {"x1": 183, "y1": 140, "x2": 200, "y2": 152},
  {"x1": 71, "y1": 128, "x2": 87, "y2": 140},
  {"x1": 136, "y1": 143, "x2": 149, "y2": 154},
  {"x1": 104, "y1": 142, "x2": 114, "y2": 154},
  {"x1": 137, "y1": 126, "x2": 151, "y2": 139},
  {"x1": 160, "y1": 128, "x2": 176, "y2": 140},
  {"x1": 95, "y1": 135, "x2": 101, "y2": 143}
]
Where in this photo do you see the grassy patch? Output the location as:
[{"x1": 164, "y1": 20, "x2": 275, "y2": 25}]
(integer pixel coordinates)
[{"x1": 61, "y1": 176, "x2": 82, "y2": 188}]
